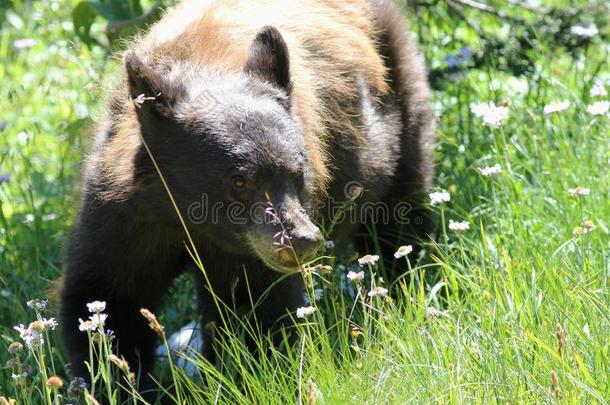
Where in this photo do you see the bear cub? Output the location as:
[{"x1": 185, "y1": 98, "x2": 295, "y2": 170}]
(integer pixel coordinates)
[{"x1": 59, "y1": 0, "x2": 435, "y2": 392}]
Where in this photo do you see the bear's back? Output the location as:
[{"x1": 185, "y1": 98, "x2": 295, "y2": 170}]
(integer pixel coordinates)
[
  {"x1": 140, "y1": 0, "x2": 387, "y2": 91},
  {"x1": 100, "y1": 0, "x2": 392, "y2": 196}
]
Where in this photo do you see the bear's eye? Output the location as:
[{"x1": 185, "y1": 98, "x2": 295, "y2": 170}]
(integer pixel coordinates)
[{"x1": 232, "y1": 175, "x2": 247, "y2": 190}]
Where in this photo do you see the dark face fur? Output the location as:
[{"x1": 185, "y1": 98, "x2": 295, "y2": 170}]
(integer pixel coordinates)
[{"x1": 125, "y1": 26, "x2": 323, "y2": 273}]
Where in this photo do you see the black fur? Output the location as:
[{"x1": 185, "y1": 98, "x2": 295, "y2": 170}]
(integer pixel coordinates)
[{"x1": 59, "y1": 1, "x2": 435, "y2": 398}]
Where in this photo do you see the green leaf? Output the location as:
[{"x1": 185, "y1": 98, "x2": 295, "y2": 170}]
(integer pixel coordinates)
[
  {"x1": 72, "y1": 1, "x2": 99, "y2": 45},
  {"x1": 72, "y1": 0, "x2": 151, "y2": 47}
]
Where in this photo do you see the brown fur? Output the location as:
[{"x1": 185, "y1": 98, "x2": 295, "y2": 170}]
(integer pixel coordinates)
[
  {"x1": 60, "y1": 1, "x2": 435, "y2": 398},
  {"x1": 97, "y1": 0, "x2": 390, "y2": 201}
]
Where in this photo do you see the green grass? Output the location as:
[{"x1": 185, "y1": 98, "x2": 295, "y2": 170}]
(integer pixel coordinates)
[{"x1": 1, "y1": 1, "x2": 609, "y2": 404}]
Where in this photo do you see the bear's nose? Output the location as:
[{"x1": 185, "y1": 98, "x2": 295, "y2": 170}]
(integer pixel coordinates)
[
  {"x1": 291, "y1": 226, "x2": 324, "y2": 261},
  {"x1": 277, "y1": 226, "x2": 324, "y2": 267}
]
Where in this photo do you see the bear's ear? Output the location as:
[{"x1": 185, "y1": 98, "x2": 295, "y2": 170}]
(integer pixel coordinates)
[
  {"x1": 244, "y1": 26, "x2": 291, "y2": 93},
  {"x1": 124, "y1": 51, "x2": 182, "y2": 116}
]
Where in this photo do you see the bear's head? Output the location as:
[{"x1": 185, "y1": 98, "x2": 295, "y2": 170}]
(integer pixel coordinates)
[{"x1": 125, "y1": 26, "x2": 324, "y2": 273}]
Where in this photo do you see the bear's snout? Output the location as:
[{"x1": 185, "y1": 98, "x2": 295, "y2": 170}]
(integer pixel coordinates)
[
  {"x1": 247, "y1": 192, "x2": 324, "y2": 272},
  {"x1": 273, "y1": 194, "x2": 324, "y2": 267},
  {"x1": 277, "y1": 223, "x2": 324, "y2": 267}
]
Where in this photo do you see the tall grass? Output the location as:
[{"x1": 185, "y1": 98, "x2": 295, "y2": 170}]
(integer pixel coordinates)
[{"x1": 1, "y1": 0, "x2": 609, "y2": 404}]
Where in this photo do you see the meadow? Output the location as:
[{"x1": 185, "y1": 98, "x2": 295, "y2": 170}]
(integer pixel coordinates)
[{"x1": 0, "y1": 0, "x2": 609, "y2": 403}]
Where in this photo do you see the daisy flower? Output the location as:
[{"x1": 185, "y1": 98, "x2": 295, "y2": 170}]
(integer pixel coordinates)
[
  {"x1": 393, "y1": 245, "x2": 413, "y2": 259},
  {"x1": 568, "y1": 186, "x2": 590, "y2": 197},
  {"x1": 570, "y1": 23, "x2": 598, "y2": 38},
  {"x1": 296, "y1": 306, "x2": 317, "y2": 319},
  {"x1": 26, "y1": 299, "x2": 48, "y2": 311},
  {"x1": 41, "y1": 318, "x2": 58, "y2": 330},
  {"x1": 346, "y1": 271, "x2": 365, "y2": 282},
  {"x1": 13, "y1": 38, "x2": 37, "y2": 49},
  {"x1": 358, "y1": 254, "x2": 380, "y2": 266},
  {"x1": 586, "y1": 100, "x2": 609, "y2": 116},
  {"x1": 573, "y1": 220, "x2": 596, "y2": 235},
  {"x1": 78, "y1": 313, "x2": 108, "y2": 333},
  {"x1": 471, "y1": 102, "x2": 509, "y2": 126},
  {"x1": 429, "y1": 191, "x2": 450, "y2": 206},
  {"x1": 478, "y1": 164, "x2": 502, "y2": 177},
  {"x1": 543, "y1": 101, "x2": 570, "y2": 115},
  {"x1": 590, "y1": 83, "x2": 607, "y2": 97},
  {"x1": 367, "y1": 287, "x2": 388, "y2": 298},
  {"x1": 448, "y1": 220, "x2": 470, "y2": 231},
  {"x1": 78, "y1": 319, "x2": 96, "y2": 333},
  {"x1": 86, "y1": 301, "x2": 106, "y2": 313},
  {"x1": 13, "y1": 324, "x2": 44, "y2": 350}
]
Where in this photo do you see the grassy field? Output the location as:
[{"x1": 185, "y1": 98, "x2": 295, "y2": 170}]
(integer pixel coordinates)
[{"x1": 1, "y1": 1, "x2": 609, "y2": 404}]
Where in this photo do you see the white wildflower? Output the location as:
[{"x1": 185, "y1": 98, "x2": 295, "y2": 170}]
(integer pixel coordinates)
[
  {"x1": 573, "y1": 226, "x2": 592, "y2": 235},
  {"x1": 358, "y1": 254, "x2": 380, "y2": 266},
  {"x1": 296, "y1": 306, "x2": 317, "y2": 319},
  {"x1": 470, "y1": 103, "x2": 490, "y2": 117},
  {"x1": 313, "y1": 288, "x2": 323, "y2": 301},
  {"x1": 573, "y1": 220, "x2": 596, "y2": 235},
  {"x1": 590, "y1": 83, "x2": 607, "y2": 97},
  {"x1": 346, "y1": 271, "x2": 365, "y2": 282},
  {"x1": 448, "y1": 220, "x2": 470, "y2": 231},
  {"x1": 41, "y1": 318, "x2": 58, "y2": 330},
  {"x1": 543, "y1": 101, "x2": 570, "y2": 115},
  {"x1": 586, "y1": 100, "x2": 609, "y2": 116},
  {"x1": 86, "y1": 301, "x2": 106, "y2": 313},
  {"x1": 13, "y1": 38, "x2": 37, "y2": 49},
  {"x1": 89, "y1": 313, "x2": 107, "y2": 329},
  {"x1": 323, "y1": 240, "x2": 334, "y2": 250},
  {"x1": 367, "y1": 287, "x2": 388, "y2": 298},
  {"x1": 78, "y1": 319, "x2": 95, "y2": 332},
  {"x1": 570, "y1": 23, "x2": 598, "y2": 38},
  {"x1": 26, "y1": 299, "x2": 48, "y2": 311},
  {"x1": 12, "y1": 372, "x2": 28, "y2": 381},
  {"x1": 16, "y1": 132, "x2": 28, "y2": 144},
  {"x1": 13, "y1": 324, "x2": 44, "y2": 350},
  {"x1": 568, "y1": 186, "x2": 590, "y2": 197},
  {"x1": 78, "y1": 313, "x2": 108, "y2": 333},
  {"x1": 429, "y1": 191, "x2": 450, "y2": 206},
  {"x1": 393, "y1": 245, "x2": 413, "y2": 259},
  {"x1": 478, "y1": 164, "x2": 502, "y2": 177},
  {"x1": 471, "y1": 102, "x2": 509, "y2": 126},
  {"x1": 13, "y1": 324, "x2": 29, "y2": 339}
]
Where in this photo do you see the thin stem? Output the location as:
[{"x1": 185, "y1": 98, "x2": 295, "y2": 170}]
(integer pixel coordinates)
[
  {"x1": 297, "y1": 334, "x2": 306, "y2": 405},
  {"x1": 36, "y1": 345, "x2": 52, "y2": 405},
  {"x1": 136, "y1": 127, "x2": 230, "y2": 342},
  {"x1": 440, "y1": 206, "x2": 448, "y2": 246},
  {"x1": 88, "y1": 331, "x2": 96, "y2": 397},
  {"x1": 162, "y1": 335, "x2": 184, "y2": 404},
  {"x1": 99, "y1": 325, "x2": 114, "y2": 404}
]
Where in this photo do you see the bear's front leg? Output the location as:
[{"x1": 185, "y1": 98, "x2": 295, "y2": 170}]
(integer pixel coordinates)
[
  {"x1": 195, "y1": 257, "x2": 308, "y2": 363},
  {"x1": 239, "y1": 265, "x2": 308, "y2": 351},
  {"x1": 59, "y1": 206, "x2": 185, "y2": 395}
]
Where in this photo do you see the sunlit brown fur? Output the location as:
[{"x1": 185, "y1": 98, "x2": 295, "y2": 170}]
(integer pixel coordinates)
[
  {"x1": 97, "y1": 0, "x2": 390, "y2": 201},
  {"x1": 60, "y1": 2, "x2": 435, "y2": 397}
]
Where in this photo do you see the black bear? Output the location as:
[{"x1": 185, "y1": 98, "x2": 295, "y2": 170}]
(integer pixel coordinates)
[{"x1": 59, "y1": 0, "x2": 435, "y2": 392}]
